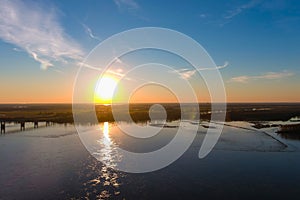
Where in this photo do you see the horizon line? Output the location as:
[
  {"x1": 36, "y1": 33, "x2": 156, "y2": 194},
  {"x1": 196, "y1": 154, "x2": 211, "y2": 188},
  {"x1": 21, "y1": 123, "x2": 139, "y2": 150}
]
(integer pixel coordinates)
[{"x1": 0, "y1": 101, "x2": 300, "y2": 105}]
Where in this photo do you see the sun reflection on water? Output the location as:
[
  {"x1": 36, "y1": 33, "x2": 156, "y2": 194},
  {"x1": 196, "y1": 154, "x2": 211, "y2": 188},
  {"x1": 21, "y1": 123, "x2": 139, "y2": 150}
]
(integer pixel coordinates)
[
  {"x1": 103, "y1": 122, "x2": 110, "y2": 141},
  {"x1": 97, "y1": 121, "x2": 119, "y2": 169},
  {"x1": 82, "y1": 122, "x2": 123, "y2": 199}
]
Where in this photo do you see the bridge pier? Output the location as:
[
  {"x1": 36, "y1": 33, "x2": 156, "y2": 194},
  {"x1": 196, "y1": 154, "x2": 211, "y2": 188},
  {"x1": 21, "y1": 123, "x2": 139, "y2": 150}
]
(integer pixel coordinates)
[
  {"x1": 34, "y1": 121, "x2": 38, "y2": 128},
  {"x1": 20, "y1": 122, "x2": 25, "y2": 131},
  {"x1": 1, "y1": 122, "x2": 5, "y2": 134}
]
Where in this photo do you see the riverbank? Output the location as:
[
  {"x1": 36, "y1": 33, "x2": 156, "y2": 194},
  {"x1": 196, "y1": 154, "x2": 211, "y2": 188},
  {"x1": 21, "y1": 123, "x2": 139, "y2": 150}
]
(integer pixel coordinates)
[{"x1": 1, "y1": 103, "x2": 300, "y2": 124}]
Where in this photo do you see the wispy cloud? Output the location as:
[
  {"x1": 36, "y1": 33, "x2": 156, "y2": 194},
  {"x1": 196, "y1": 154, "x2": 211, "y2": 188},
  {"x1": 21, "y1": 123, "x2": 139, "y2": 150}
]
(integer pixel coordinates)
[
  {"x1": 77, "y1": 59, "x2": 130, "y2": 80},
  {"x1": 229, "y1": 71, "x2": 294, "y2": 83},
  {"x1": 0, "y1": 0, "x2": 84, "y2": 69},
  {"x1": 174, "y1": 69, "x2": 197, "y2": 80},
  {"x1": 171, "y1": 61, "x2": 229, "y2": 80},
  {"x1": 199, "y1": 14, "x2": 207, "y2": 19},
  {"x1": 113, "y1": 0, "x2": 139, "y2": 10},
  {"x1": 82, "y1": 23, "x2": 100, "y2": 41},
  {"x1": 224, "y1": 0, "x2": 260, "y2": 20},
  {"x1": 199, "y1": 61, "x2": 229, "y2": 71},
  {"x1": 214, "y1": 0, "x2": 262, "y2": 26}
]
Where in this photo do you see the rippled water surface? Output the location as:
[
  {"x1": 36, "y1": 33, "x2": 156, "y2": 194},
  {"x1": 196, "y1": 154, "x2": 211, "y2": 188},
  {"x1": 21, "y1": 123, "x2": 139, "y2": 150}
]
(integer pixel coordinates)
[{"x1": 1, "y1": 122, "x2": 300, "y2": 199}]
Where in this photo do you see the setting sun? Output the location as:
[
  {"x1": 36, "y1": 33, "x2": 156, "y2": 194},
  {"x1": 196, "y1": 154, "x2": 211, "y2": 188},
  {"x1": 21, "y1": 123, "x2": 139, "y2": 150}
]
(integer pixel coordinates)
[{"x1": 94, "y1": 75, "x2": 118, "y2": 104}]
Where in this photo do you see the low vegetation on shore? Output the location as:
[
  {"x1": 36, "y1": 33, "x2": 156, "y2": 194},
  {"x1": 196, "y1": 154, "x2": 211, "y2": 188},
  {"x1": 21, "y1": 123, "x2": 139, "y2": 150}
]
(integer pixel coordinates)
[{"x1": 0, "y1": 103, "x2": 300, "y2": 124}]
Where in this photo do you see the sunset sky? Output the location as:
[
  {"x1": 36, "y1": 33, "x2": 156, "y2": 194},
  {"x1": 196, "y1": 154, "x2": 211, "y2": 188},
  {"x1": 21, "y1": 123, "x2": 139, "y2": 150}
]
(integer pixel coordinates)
[{"x1": 0, "y1": 0, "x2": 299, "y2": 103}]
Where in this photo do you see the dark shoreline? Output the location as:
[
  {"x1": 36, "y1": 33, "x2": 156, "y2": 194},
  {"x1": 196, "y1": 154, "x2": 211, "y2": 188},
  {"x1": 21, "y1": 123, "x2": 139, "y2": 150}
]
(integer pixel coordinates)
[{"x1": 0, "y1": 103, "x2": 300, "y2": 124}]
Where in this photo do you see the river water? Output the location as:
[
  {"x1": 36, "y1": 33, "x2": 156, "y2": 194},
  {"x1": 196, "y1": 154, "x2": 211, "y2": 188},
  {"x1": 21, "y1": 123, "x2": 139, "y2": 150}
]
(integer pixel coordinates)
[{"x1": 0, "y1": 121, "x2": 300, "y2": 199}]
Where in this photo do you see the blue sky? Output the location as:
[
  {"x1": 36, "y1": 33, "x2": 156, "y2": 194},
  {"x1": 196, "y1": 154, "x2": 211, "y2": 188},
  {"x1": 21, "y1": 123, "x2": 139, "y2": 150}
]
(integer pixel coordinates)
[{"x1": 0, "y1": 0, "x2": 299, "y2": 103}]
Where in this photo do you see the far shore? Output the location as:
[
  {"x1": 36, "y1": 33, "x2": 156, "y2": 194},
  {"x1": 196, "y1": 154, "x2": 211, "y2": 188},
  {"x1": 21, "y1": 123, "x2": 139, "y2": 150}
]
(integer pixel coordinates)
[{"x1": 0, "y1": 103, "x2": 300, "y2": 124}]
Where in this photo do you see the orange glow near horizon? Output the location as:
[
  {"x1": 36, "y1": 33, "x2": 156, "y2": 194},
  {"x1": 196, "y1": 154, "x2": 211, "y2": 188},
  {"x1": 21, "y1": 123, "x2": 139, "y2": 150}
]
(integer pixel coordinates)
[
  {"x1": 1, "y1": 76, "x2": 300, "y2": 103},
  {"x1": 129, "y1": 84, "x2": 179, "y2": 103}
]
